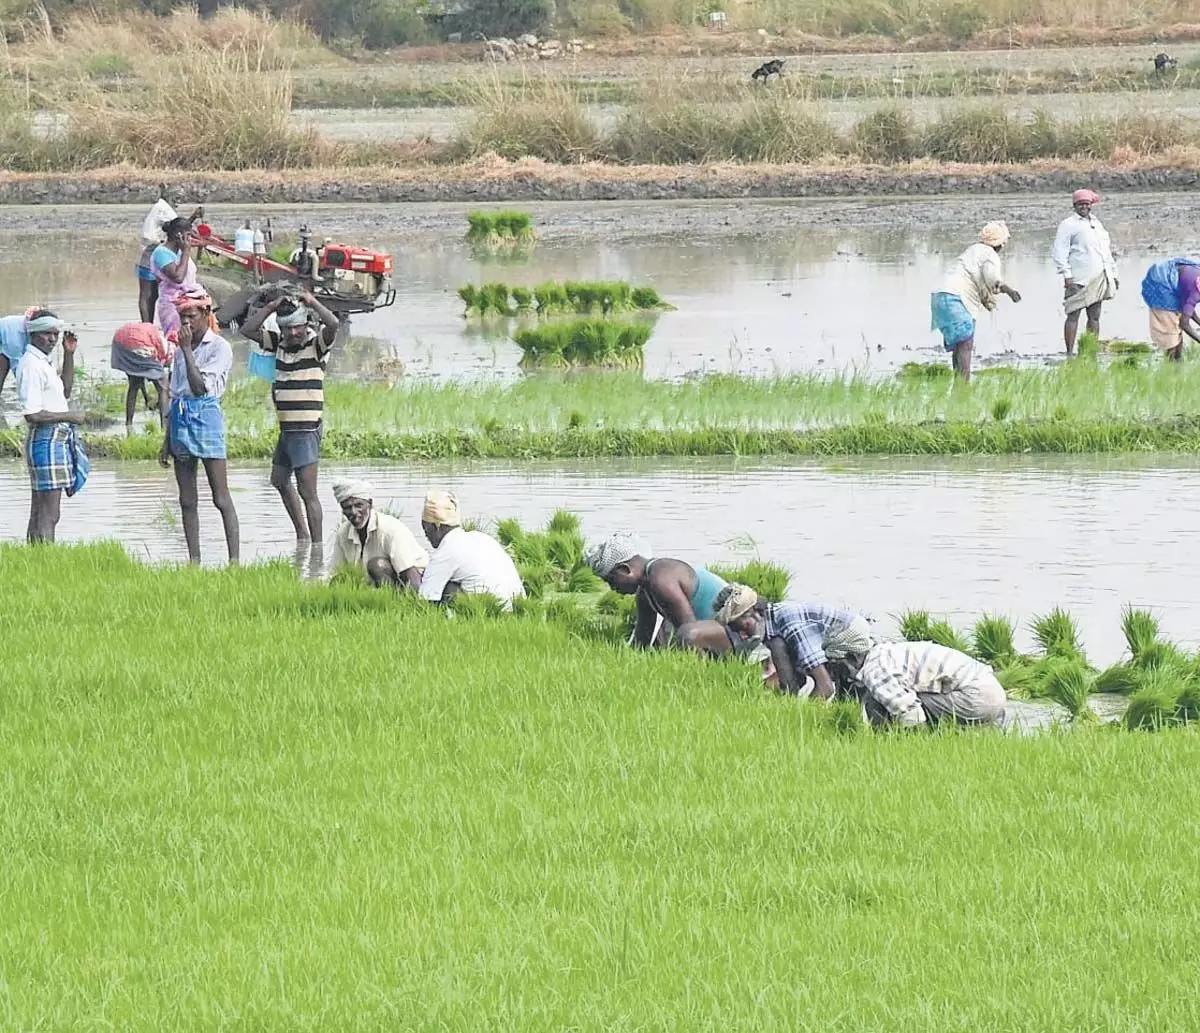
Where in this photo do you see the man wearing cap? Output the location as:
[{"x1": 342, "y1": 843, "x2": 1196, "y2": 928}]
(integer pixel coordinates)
[
  {"x1": 418, "y1": 491, "x2": 525, "y2": 609},
  {"x1": 241, "y1": 290, "x2": 340, "y2": 544},
  {"x1": 328, "y1": 480, "x2": 428, "y2": 588},
  {"x1": 714, "y1": 584, "x2": 873, "y2": 698},
  {"x1": 15, "y1": 310, "x2": 89, "y2": 542},
  {"x1": 1052, "y1": 189, "x2": 1118, "y2": 355}
]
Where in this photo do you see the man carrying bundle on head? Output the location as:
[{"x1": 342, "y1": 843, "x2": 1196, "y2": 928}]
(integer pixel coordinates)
[
  {"x1": 328, "y1": 479, "x2": 428, "y2": 589},
  {"x1": 584, "y1": 532, "x2": 730, "y2": 652},
  {"x1": 241, "y1": 290, "x2": 340, "y2": 545},
  {"x1": 714, "y1": 584, "x2": 873, "y2": 698},
  {"x1": 418, "y1": 491, "x2": 525, "y2": 609},
  {"x1": 15, "y1": 310, "x2": 89, "y2": 543}
]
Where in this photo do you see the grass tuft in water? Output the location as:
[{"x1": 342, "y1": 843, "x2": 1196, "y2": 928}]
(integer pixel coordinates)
[
  {"x1": 465, "y1": 210, "x2": 536, "y2": 248},
  {"x1": 898, "y1": 610, "x2": 932, "y2": 642},
  {"x1": 1041, "y1": 658, "x2": 1096, "y2": 721},
  {"x1": 928, "y1": 618, "x2": 971, "y2": 653},
  {"x1": 1121, "y1": 605, "x2": 1162, "y2": 661}
]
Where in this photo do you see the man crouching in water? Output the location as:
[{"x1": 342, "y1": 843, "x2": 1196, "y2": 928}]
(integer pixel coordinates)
[
  {"x1": 328, "y1": 479, "x2": 428, "y2": 587},
  {"x1": 584, "y1": 532, "x2": 731, "y2": 652}
]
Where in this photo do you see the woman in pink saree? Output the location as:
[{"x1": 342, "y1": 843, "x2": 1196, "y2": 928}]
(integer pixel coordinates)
[{"x1": 151, "y1": 217, "x2": 200, "y2": 336}]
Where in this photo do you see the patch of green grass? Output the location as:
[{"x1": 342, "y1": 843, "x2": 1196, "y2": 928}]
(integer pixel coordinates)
[{"x1": 3, "y1": 544, "x2": 1200, "y2": 1028}]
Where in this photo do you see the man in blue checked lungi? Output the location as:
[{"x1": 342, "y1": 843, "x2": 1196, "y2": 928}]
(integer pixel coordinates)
[
  {"x1": 15, "y1": 310, "x2": 90, "y2": 543},
  {"x1": 157, "y1": 287, "x2": 240, "y2": 565}
]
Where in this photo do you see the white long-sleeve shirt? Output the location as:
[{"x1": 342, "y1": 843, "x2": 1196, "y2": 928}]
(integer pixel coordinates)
[{"x1": 1051, "y1": 213, "x2": 1116, "y2": 285}]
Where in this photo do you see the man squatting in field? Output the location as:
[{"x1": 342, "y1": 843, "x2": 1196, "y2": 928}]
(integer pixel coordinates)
[
  {"x1": 850, "y1": 640, "x2": 1006, "y2": 728},
  {"x1": 329, "y1": 479, "x2": 429, "y2": 588}
]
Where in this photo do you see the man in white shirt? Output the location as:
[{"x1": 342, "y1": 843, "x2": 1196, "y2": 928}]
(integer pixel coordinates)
[
  {"x1": 15, "y1": 311, "x2": 88, "y2": 543},
  {"x1": 852, "y1": 640, "x2": 1007, "y2": 729},
  {"x1": 418, "y1": 490, "x2": 525, "y2": 610},
  {"x1": 328, "y1": 479, "x2": 429, "y2": 588},
  {"x1": 1052, "y1": 189, "x2": 1118, "y2": 355}
]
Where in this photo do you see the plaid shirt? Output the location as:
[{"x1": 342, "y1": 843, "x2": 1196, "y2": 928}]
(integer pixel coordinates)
[
  {"x1": 763, "y1": 601, "x2": 856, "y2": 672},
  {"x1": 856, "y1": 642, "x2": 996, "y2": 727}
]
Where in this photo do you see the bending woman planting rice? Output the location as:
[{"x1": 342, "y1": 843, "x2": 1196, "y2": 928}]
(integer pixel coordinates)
[
  {"x1": 158, "y1": 287, "x2": 240, "y2": 566},
  {"x1": 930, "y1": 221, "x2": 1022, "y2": 381}
]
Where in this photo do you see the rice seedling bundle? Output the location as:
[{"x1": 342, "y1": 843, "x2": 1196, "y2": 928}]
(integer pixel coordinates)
[
  {"x1": 971, "y1": 615, "x2": 1017, "y2": 667},
  {"x1": 708, "y1": 561, "x2": 791, "y2": 602},
  {"x1": 464, "y1": 210, "x2": 536, "y2": 248},
  {"x1": 514, "y1": 319, "x2": 651, "y2": 369},
  {"x1": 459, "y1": 280, "x2": 672, "y2": 319}
]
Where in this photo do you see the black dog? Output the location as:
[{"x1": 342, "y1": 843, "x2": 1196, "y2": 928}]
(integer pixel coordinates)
[
  {"x1": 751, "y1": 59, "x2": 784, "y2": 82},
  {"x1": 1153, "y1": 52, "x2": 1177, "y2": 73}
]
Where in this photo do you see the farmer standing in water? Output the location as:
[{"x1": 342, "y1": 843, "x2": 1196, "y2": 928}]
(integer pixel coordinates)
[
  {"x1": 929, "y1": 222, "x2": 1022, "y2": 381},
  {"x1": 241, "y1": 291, "x2": 340, "y2": 544},
  {"x1": 1052, "y1": 189, "x2": 1118, "y2": 355}
]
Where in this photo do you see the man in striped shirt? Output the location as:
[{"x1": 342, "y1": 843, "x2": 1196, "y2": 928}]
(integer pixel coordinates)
[
  {"x1": 853, "y1": 641, "x2": 1007, "y2": 729},
  {"x1": 242, "y1": 291, "x2": 339, "y2": 544}
]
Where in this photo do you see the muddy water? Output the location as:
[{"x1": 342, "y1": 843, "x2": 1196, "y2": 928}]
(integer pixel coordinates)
[
  {"x1": 2, "y1": 453, "x2": 1196, "y2": 667},
  {"x1": 2, "y1": 194, "x2": 1198, "y2": 409}
]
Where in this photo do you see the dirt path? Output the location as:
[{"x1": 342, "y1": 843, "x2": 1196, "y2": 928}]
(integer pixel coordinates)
[{"x1": 5, "y1": 157, "x2": 1199, "y2": 206}]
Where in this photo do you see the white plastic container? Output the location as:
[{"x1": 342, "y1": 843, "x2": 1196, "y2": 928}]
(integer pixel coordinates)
[{"x1": 234, "y1": 225, "x2": 255, "y2": 256}]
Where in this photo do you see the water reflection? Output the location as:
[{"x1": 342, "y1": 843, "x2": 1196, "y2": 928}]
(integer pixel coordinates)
[{"x1": 2, "y1": 453, "x2": 1198, "y2": 665}]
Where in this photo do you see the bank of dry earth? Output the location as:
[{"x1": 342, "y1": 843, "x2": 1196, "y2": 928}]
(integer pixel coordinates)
[{"x1": 5, "y1": 157, "x2": 1200, "y2": 205}]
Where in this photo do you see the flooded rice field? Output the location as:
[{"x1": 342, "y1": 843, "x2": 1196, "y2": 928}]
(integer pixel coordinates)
[
  {"x1": 2, "y1": 193, "x2": 1199, "y2": 410},
  {"x1": 2, "y1": 452, "x2": 1196, "y2": 670}
]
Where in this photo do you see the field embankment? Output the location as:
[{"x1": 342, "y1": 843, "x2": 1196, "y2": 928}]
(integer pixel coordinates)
[
  {"x1": 0, "y1": 541, "x2": 1197, "y2": 1028},
  {"x1": 14, "y1": 362, "x2": 1200, "y2": 460}
]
